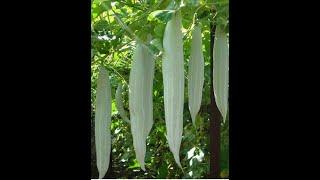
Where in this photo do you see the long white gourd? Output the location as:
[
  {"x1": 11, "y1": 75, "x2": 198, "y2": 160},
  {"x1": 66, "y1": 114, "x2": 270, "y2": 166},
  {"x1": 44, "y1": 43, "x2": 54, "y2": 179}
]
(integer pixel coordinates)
[
  {"x1": 188, "y1": 25, "x2": 204, "y2": 126},
  {"x1": 95, "y1": 67, "x2": 112, "y2": 179},
  {"x1": 162, "y1": 11, "x2": 184, "y2": 168},
  {"x1": 129, "y1": 42, "x2": 155, "y2": 171},
  {"x1": 115, "y1": 83, "x2": 130, "y2": 124},
  {"x1": 213, "y1": 26, "x2": 229, "y2": 122}
]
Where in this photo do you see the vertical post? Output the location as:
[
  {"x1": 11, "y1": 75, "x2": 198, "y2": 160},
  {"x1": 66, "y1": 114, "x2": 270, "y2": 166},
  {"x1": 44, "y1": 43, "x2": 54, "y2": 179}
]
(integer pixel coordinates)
[{"x1": 209, "y1": 22, "x2": 222, "y2": 178}]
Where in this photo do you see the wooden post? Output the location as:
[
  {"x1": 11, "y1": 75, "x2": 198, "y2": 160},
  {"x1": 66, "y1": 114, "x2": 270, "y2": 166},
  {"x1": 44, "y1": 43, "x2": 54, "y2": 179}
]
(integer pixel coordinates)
[{"x1": 209, "y1": 22, "x2": 222, "y2": 178}]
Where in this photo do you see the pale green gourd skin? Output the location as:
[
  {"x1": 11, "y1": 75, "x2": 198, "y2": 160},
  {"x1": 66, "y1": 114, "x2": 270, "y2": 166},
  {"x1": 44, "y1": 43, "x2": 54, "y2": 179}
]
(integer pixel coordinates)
[
  {"x1": 188, "y1": 25, "x2": 204, "y2": 126},
  {"x1": 129, "y1": 42, "x2": 155, "y2": 171},
  {"x1": 115, "y1": 83, "x2": 130, "y2": 124},
  {"x1": 213, "y1": 26, "x2": 229, "y2": 122},
  {"x1": 162, "y1": 11, "x2": 184, "y2": 168},
  {"x1": 95, "y1": 67, "x2": 112, "y2": 179}
]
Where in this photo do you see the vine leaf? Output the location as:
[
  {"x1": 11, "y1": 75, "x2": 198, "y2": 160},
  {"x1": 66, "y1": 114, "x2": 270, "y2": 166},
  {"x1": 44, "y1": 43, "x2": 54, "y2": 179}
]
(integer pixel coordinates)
[{"x1": 148, "y1": 10, "x2": 175, "y2": 23}]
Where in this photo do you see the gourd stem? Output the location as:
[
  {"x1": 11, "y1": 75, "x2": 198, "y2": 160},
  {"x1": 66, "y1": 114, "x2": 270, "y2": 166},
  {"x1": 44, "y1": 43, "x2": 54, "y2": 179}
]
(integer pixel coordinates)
[{"x1": 106, "y1": 4, "x2": 158, "y2": 59}]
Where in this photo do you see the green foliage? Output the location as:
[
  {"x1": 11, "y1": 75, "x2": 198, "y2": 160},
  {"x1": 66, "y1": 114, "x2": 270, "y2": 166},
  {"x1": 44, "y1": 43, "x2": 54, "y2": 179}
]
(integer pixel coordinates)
[
  {"x1": 148, "y1": 10, "x2": 175, "y2": 22},
  {"x1": 91, "y1": 0, "x2": 229, "y2": 178}
]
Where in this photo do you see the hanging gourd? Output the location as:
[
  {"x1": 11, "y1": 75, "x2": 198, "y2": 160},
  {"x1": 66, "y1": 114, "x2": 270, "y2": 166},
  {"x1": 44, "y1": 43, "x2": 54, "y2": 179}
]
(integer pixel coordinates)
[
  {"x1": 213, "y1": 26, "x2": 229, "y2": 122},
  {"x1": 94, "y1": 67, "x2": 112, "y2": 179},
  {"x1": 115, "y1": 83, "x2": 130, "y2": 124},
  {"x1": 188, "y1": 25, "x2": 204, "y2": 126},
  {"x1": 129, "y1": 42, "x2": 155, "y2": 171},
  {"x1": 162, "y1": 11, "x2": 184, "y2": 168}
]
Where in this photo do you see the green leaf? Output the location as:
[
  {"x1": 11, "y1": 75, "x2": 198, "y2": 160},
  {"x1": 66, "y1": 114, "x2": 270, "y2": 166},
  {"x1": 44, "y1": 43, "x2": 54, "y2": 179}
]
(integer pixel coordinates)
[
  {"x1": 94, "y1": 20, "x2": 108, "y2": 31},
  {"x1": 157, "y1": 161, "x2": 168, "y2": 178},
  {"x1": 99, "y1": 0, "x2": 111, "y2": 11},
  {"x1": 197, "y1": 9, "x2": 210, "y2": 19},
  {"x1": 150, "y1": 38, "x2": 163, "y2": 51},
  {"x1": 128, "y1": 159, "x2": 141, "y2": 169},
  {"x1": 195, "y1": 115, "x2": 203, "y2": 127},
  {"x1": 154, "y1": 23, "x2": 166, "y2": 38},
  {"x1": 147, "y1": 10, "x2": 175, "y2": 22}
]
